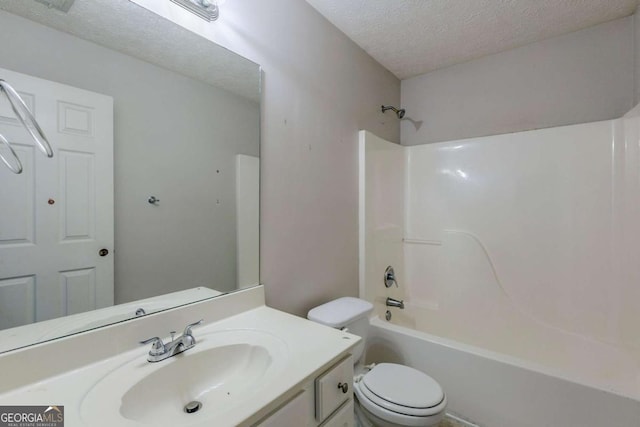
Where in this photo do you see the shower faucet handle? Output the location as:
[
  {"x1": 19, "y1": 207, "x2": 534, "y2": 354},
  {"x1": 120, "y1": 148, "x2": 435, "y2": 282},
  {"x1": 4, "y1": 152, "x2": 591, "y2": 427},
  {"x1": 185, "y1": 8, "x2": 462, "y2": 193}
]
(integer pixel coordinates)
[{"x1": 384, "y1": 266, "x2": 397, "y2": 288}]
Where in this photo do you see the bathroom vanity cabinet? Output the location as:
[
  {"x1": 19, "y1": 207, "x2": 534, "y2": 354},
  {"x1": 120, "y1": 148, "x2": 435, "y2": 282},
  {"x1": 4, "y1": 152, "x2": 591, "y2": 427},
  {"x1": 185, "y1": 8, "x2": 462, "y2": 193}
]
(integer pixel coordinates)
[
  {"x1": 255, "y1": 355, "x2": 354, "y2": 427},
  {"x1": 0, "y1": 287, "x2": 360, "y2": 427}
]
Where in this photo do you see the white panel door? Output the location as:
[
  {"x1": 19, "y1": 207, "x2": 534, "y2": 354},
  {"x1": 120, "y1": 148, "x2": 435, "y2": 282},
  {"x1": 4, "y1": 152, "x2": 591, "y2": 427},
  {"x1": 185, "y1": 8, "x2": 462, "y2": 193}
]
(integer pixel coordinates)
[{"x1": 0, "y1": 67, "x2": 113, "y2": 328}]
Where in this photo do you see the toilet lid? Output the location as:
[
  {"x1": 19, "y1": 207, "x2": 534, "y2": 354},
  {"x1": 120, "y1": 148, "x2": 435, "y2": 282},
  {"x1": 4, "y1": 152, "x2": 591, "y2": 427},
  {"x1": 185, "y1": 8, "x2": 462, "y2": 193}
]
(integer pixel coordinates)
[{"x1": 362, "y1": 363, "x2": 444, "y2": 410}]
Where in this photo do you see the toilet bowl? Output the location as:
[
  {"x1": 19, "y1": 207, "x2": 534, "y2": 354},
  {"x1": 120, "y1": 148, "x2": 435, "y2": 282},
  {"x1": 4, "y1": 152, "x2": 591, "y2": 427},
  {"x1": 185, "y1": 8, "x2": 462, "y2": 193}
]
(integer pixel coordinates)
[
  {"x1": 308, "y1": 297, "x2": 447, "y2": 427},
  {"x1": 354, "y1": 363, "x2": 446, "y2": 427}
]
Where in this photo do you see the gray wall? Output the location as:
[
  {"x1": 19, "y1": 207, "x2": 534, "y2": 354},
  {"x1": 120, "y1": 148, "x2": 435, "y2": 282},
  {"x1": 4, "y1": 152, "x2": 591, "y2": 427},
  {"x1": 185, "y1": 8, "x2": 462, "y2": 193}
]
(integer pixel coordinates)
[
  {"x1": 401, "y1": 17, "x2": 635, "y2": 145},
  {"x1": 3, "y1": 0, "x2": 402, "y2": 318},
  {"x1": 0, "y1": 11, "x2": 260, "y2": 302},
  {"x1": 205, "y1": 0, "x2": 401, "y2": 316},
  {"x1": 635, "y1": 8, "x2": 640, "y2": 105}
]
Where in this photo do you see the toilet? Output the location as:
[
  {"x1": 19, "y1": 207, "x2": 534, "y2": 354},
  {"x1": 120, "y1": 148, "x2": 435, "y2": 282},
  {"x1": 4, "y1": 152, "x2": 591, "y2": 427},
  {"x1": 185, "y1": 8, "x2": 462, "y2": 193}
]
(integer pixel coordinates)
[{"x1": 308, "y1": 297, "x2": 447, "y2": 427}]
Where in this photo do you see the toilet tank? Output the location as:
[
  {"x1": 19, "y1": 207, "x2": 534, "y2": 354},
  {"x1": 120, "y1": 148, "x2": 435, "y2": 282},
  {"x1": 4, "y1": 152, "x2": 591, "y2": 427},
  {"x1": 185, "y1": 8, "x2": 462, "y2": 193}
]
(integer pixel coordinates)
[{"x1": 307, "y1": 297, "x2": 373, "y2": 362}]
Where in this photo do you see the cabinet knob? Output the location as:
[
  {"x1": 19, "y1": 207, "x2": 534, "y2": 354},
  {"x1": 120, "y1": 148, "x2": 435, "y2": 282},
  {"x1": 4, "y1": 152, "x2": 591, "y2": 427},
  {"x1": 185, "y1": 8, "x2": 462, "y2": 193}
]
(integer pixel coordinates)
[{"x1": 337, "y1": 382, "x2": 348, "y2": 393}]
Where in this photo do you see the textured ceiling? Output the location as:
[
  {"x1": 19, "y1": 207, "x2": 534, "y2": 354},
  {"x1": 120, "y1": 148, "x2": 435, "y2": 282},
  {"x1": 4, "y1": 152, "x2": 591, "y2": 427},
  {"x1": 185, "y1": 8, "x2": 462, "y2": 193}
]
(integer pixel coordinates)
[
  {"x1": 305, "y1": 0, "x2": 639, "y2": 79},
  {"x1": 0, "y1": 0, "x2": 260, "y2": 102}
]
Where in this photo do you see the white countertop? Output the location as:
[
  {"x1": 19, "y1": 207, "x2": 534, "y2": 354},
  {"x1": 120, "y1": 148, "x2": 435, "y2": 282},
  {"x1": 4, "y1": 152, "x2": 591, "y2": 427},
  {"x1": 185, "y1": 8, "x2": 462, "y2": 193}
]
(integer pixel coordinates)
[{"x1": 0, "y1": 304, "x2": 359, "y2": 426}]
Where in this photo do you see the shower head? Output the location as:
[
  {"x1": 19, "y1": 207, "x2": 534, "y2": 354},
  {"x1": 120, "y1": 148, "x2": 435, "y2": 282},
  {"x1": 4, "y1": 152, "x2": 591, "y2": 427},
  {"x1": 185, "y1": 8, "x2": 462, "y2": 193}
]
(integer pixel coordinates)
[{"x1": 381, "y1": 105, "x2": 405, "y2": 119}]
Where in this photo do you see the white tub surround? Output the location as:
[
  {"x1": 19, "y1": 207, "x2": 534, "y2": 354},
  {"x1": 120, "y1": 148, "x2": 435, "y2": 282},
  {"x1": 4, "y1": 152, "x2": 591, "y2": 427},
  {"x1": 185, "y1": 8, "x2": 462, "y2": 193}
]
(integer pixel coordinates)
[
  {"x1": 359, "y1": 103, "x2": 640, "y2": 426},
  {"x1": 360, "y1": 112, "x2": 640, "y2": 397},
  {"x1": 358, "y1": 131, "x2": 406, "y2": 307},
  {"x1": 0, "y1": 286, "x2": 360, "y2": 427}
]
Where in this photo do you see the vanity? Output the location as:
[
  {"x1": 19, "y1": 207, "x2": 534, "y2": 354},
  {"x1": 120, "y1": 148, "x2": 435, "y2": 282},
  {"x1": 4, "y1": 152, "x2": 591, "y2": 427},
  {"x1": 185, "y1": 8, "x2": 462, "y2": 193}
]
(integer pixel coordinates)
[{"x1": 0, "y1": 286, "x2": 358, "y2": 426}]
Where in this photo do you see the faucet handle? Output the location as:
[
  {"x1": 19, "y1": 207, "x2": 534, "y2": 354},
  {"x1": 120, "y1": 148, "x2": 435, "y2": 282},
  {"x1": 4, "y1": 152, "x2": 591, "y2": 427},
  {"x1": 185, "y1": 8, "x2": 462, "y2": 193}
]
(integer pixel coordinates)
[
  {"x1": 183, "y1": 319, "x2": 204, "y2": 337},
  {"x1": 140, "y1": 337, "x2": 166, "y2": 356},
  {"x1": 384, "y1": 266, "x2": 398, "y2": 288}
]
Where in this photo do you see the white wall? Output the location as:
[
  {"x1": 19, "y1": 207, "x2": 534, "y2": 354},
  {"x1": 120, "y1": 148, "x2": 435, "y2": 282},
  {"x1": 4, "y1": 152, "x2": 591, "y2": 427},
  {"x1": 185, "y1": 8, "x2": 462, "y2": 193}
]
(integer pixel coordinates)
[
  {"x1": 402, "y1": 17, "x2": 635, "y2": 145},
  {"x1": 635, "y1": 8, "x2": 640, "y2": 104},
  {"x1": 400, "y1": 115, "x2": 640, "y2": 356},
  {"x1": 236, "y1": 155, "x2": 260, "y2": 288},
  {"x1": 358, "y1": 131, "x2": 405, "y2": 312},
  {"x1": 0, "y1": 11, "x2": 260, "y2": 302},
  {"x1": 132, "y1": 0, "x2": 401, "y2": 316}
]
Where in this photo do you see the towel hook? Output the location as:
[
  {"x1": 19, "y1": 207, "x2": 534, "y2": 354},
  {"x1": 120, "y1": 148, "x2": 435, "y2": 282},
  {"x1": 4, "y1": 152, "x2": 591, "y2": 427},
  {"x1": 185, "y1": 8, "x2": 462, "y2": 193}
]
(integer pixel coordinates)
[
  {"x1": 0, "y1": 80, "x2": 53, "y2": 158},
  {"x1": 0, "y1": 133, "x2": 23, "y2": 174}
]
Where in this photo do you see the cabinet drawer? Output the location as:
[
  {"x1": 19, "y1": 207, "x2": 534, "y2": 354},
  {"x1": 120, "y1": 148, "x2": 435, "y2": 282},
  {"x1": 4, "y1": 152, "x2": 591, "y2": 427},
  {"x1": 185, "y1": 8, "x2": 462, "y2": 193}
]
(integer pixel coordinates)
[
  {"x1": 320, "y1": 400, "x2": 354, "y2": 427},
  {"x1": 315, "y1": 355, "x2": 353, "y2": 421}
]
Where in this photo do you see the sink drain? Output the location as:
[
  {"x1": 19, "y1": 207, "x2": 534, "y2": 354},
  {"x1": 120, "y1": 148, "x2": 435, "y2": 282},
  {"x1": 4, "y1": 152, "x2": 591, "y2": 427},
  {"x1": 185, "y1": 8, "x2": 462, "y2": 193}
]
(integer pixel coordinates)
[{"x1": 184, "y1": 401, "x2": 203, "y2": 414}]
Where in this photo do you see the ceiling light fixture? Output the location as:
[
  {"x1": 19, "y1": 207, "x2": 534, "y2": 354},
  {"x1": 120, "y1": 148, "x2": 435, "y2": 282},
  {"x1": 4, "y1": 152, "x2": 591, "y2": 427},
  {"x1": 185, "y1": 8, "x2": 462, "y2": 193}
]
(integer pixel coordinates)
[{"x1": 170, "y1": 0, "x2": 219, "y2": 22}]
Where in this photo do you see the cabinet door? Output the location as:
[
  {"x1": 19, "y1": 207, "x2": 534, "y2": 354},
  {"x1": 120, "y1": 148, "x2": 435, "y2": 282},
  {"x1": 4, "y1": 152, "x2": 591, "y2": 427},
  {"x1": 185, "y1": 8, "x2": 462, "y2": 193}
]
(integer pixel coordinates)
[
  {"x1": 321, "y1": 400, "x2": 354, "y2": 427},
  {"x1": 256, "y1": 389, "x2": 313, "y2": 427}
]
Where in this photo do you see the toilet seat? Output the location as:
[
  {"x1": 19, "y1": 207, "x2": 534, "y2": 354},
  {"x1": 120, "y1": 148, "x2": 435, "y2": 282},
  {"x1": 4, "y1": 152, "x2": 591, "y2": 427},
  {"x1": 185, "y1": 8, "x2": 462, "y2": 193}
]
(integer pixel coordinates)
[{"x1": 354, "y1": 363, "x2": 446, "y2": 426}]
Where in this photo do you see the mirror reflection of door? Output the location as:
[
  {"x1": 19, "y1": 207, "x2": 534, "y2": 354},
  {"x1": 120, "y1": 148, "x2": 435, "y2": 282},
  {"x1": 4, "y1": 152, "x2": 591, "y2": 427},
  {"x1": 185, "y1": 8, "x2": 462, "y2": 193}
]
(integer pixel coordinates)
[
  {"x1": 0, "y1": 1, "x2": 260, "y2": 353},
  {"x1": 0, "y1": 67, "x2": 114, "y2": 329}
]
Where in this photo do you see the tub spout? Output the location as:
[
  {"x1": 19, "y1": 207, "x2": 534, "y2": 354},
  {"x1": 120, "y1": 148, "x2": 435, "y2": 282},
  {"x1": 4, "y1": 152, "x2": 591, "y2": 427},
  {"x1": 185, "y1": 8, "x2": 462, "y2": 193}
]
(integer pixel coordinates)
[{"x1": 386, "y1": 297, "x2": 404, "y2": 309}]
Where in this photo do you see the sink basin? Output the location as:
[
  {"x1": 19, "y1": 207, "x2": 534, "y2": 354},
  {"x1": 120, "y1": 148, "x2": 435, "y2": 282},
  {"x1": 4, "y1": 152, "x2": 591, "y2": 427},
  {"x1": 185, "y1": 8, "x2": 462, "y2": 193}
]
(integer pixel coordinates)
[{"x1": 80, "y1": 329, "x2": 288, "y2": 426}]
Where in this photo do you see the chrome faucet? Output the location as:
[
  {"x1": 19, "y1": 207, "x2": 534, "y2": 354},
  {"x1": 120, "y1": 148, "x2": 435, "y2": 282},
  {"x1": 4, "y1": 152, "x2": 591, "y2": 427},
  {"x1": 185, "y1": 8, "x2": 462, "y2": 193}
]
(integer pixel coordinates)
[
  {"x1": 386, "y1": 297, "x2": 404, "y2": 309},
  {"x1": 140, "y1": 319, "x2": 203, "y2": 362}
]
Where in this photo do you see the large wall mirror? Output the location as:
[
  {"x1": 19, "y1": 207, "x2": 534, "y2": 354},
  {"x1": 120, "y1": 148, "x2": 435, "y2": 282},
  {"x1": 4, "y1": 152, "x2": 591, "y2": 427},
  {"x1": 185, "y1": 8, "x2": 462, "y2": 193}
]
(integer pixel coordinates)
[{"x1": 0, "y1": 0, "x2": 260, "y2": 353}]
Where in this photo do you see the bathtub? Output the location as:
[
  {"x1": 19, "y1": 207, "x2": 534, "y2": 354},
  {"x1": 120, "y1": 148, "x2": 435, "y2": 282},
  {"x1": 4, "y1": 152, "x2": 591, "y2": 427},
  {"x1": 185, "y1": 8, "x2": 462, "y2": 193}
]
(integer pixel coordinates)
[
  {"x1": 365, "y1": 310, "x2": 640, "y2": 427},
  {"x1": 358, "y1": 118, "x2": 640, "y2": 426}
]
